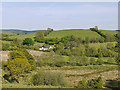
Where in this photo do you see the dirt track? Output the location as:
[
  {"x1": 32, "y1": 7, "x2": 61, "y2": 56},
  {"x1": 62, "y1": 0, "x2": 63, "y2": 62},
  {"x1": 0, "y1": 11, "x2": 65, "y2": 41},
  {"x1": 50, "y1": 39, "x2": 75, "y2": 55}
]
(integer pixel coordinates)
[{"x1": 0, "y1": 51, "x2": 10, "y2": 62}]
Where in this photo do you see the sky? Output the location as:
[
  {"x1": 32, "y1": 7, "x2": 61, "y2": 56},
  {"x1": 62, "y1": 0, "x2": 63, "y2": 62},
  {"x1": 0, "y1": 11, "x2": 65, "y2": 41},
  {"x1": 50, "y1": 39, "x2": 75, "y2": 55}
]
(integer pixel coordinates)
[{"x1": 1, "y1": 2, "x2": 118, "y2": 30}]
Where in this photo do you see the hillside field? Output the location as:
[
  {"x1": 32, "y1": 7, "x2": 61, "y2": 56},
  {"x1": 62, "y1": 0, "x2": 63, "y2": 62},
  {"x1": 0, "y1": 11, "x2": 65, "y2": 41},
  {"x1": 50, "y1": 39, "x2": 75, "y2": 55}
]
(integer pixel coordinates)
[{"x1": 8, "y1": 29, "x2": 117, "y2": 40}]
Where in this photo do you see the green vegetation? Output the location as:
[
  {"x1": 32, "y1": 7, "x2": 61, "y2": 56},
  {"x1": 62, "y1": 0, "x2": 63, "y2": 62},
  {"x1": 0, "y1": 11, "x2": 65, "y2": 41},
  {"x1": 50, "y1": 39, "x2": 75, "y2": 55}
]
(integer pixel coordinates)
[
  {"x1": 23, "y1": 38, "x2": 34, "y2": 46},
  {"x1": 77, "y1": 77, "x2": 103, "y2": 89},
  {"x1": 4, "y1": 58, "x2": 31, "y2": 83},
  {"x1": 77, "y1": 77, "x2": 103, "y2": 88},
  {"x1": 1, "y1": 28, "x2": 119, "y2": 89},
  {"x1": 31, "y1": 71, "x2": 68, "y2": 87},
  {"x1": 46, "y1": 29, "x2": 101, "y2": 39},
  {"x1": 3, "y1": 49, "x2": 36, "y2": 83}
]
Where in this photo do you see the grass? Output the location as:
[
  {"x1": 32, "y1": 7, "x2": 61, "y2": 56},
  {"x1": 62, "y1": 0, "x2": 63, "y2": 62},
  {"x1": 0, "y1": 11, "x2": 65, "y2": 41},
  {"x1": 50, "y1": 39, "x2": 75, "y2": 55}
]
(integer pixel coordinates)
[
  {"x1": 46, "y1": 29, "x2": 101, "y2": 39},
  {"x1": 88, "y1": 42, "x2": 117, "y2": 48},
  {"x1": 2, "y1": 65, "x2": 118, "y2": 88},
  {"x1": 9, "y1": 29, "x2": 101, "y2": 40},
  {"x1": 8, "y1": 29, "x2": 117, "y2": 41},
  {"x1": 9, "y1": 33, "x2": 36, "y2": 40},
  {"x1": 66, "y1": 65, "x2": 118, "y2": 77},
  {"x1": 36, "y1": 65, "x2": 118, "y2": 71},
  {"x1": 2, "y1": 84, "x2": 71, "y2": 88},
  {"x1": 99, "y1": 30, "x2": 117, "y2": 36}
]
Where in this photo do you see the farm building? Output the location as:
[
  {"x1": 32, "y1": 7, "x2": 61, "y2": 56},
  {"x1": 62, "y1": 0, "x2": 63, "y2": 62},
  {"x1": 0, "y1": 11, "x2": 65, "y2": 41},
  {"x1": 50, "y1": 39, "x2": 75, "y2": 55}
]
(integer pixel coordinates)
[{"x1": 38, "y1": 46, "x2": 53, "y2": 50}]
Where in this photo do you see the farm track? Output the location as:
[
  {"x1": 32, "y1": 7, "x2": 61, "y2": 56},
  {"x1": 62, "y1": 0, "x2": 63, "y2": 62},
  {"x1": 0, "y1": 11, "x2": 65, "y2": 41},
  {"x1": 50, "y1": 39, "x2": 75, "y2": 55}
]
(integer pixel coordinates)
[
  {"x1": 66, "y1": 70, "x2": 118, "y2": 86},
  {"x1": 27, "y1": 49, "x2": 45, "y2": 56},
  {"x1": 0, "y1": 51, "x2": 10, "y2": 62}
]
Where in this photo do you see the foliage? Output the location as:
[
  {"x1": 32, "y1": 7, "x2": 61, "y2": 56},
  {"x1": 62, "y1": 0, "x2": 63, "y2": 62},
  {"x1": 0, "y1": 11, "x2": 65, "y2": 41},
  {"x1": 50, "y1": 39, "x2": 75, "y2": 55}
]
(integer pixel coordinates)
[
  {"x1": 69, "y1": 56, "x2": 89, "y2": 66},
  {"x1": 61, "y1": 35, "x2": 75, "y2": 43},
  {"x1": 107, "y1": 43, "x2": 114, "y2": 49},
  {"x1": 23, "y1": 38, "x2": 34, "y2": 46},
  {"x1": 9, "y1": 50, "x2": 26, "y2": 60},
  {"x1": 77, "y1": 79, "x2": 87, "y2": 88},
  {"x1": 4, "y1": 58, "x2": 31, "y2": 83},
  {"x1": 77, "y1": 77, "x2": 103, "y2": 89},
  {"x1": 9, "y1": 49, "x2": 36, "y2": 70},
  {"x1": 36, "y1": 55, "x2": 68, "y2": 67},
  {"x1": 107, "y1": 57, "x2": 115, "y2": 64},
  {"x1": 87, "y1": 77, "x2": 103, "y2": 88},
  {"x1": 96, "y1": 58, "x2": 103, "y2": 65},
  {"x1": 2, "y1": 43, "x2": 10, "y2": 50},
  {"x1": 31, "y1": 71, "x2": 68, "y2": 86},
  {"x1": 90, "y1": 57, "x2": 96, "y2": 65},
  {"x1": 20, "y1": 49, "x2": 36, "y2": 70},
  {"x1": 34, "y1": 30, "x2": 44, "y2": 43}
]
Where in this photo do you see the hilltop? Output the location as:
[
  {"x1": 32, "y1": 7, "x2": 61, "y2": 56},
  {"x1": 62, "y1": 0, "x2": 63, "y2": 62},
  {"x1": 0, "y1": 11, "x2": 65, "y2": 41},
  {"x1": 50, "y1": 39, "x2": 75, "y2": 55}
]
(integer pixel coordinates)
[{"x1": 7, "y1": 29, "x2": 117, "y2": 40}]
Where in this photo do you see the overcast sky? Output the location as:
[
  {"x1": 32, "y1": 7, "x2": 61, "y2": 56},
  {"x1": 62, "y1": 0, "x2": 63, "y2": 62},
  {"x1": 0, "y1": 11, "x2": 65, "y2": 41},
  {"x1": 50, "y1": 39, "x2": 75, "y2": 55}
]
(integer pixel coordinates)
[{"x1": 1, "y1": 2, "x2": 118, "y2": 30}]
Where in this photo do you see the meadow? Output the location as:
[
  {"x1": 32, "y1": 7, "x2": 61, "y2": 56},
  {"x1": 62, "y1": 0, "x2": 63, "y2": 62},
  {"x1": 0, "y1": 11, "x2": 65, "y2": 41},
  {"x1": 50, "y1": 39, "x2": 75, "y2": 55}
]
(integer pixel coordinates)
[
  {"x1": 7, "y1": 29, "x2": 117, "y2": 41},
  {"x1": 2, "y1": 65, "x2": 118, "y2": 88},
  {"x1": 1, "y1": 28, "x2": 119, "y2": 89}
]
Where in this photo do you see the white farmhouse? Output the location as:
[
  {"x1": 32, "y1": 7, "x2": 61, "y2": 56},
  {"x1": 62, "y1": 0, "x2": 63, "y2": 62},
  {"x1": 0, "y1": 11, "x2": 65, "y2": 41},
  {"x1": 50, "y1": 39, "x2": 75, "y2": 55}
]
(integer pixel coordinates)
[{"x1": 39, "y1": 46, "x2": 53, "y2": 51}]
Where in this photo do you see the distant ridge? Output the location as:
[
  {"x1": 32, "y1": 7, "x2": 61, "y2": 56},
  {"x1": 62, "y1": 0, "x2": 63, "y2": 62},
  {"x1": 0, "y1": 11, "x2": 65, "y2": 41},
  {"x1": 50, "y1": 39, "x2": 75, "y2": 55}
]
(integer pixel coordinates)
[{"x1": 0, "y1": 29, "x2": 38, "y2": 34}]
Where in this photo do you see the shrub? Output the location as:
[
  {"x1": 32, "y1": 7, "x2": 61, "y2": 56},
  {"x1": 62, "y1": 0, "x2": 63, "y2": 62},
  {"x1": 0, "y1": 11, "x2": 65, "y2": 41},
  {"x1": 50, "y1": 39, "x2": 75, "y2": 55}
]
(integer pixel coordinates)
[
  {"x1": 96, "y1": 58, "x2": 103, "y2": 65},
  {"x1": 5, "y1": 58, "x2": 31, "y2": 83},
  {"x1": 20, "y1": 49, "x2": 36, "y2": 70},
  {"x1": 88, "y1": 77, "x2": 103, "y2": 88},
  {"x1": 69, "y1": 56, "x2": 89, "y2": 66},
  {"x1": 31, "y1": 71, "x2": 68, "y2": 86},
  {"x1": 9, "y1": 50, "x2": 26, "y2": 60},
  {"x1": 107, "y1": 57, "x2": 115, "y2": 64},
  {"x1": 77, "y1": 79, "x2": 87, "y2": 88},
  {"x1": 54, "y1": 56, "x2": 67, "y2": 67},
  {"x1": 34, "y1": 30, "x2": 45, "y2": 43},
  {"x1": 9, "y1": 50, "x2": 36, "y2": 70},
  {"x1": 107, "y1": 43, "x2": 114, "y2": 49},
  {"x1": 36, "y1": 56, "x2": 67, "y2": 67},
  {"x1": 2, "y1": 43, "x2": 10, "y2": 50},
  {"x1": 77, "y1": 77, "x2": 103, "y2": 89},
  {"x1": 90, "y1": 57, "x2": 96, "y2": 65},
  {"x1": 23, "y1": 38, "x2": 34, "y2": 46}
]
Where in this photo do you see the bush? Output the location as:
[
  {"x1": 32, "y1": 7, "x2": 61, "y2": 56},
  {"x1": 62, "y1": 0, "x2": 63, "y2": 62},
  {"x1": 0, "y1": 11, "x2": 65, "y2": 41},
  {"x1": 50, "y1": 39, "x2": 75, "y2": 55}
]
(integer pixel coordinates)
[
  {"x1": 9, "y1": 50, "x2": 36, "y2": 70},
  {"x1": 90, "y1": 57, "x2": 96, "y2": 65},
  {"x1": 5, "y1": 58, "x2": 31, "y2": 83},
  {"x1": 107, "y1": 57, "x2": 115, "y2": 64},
  {"x1": 36, "y1": 56, "x2": 67, "y2": 67},
  {"x1": 2, "y1": 43, "x2": 10, "y2": 50},
  {"x1": 20, "y1": 49, "x2": 36, "y2": 70},
  {"x1": 77, "y1": 79, "x2": 87, "y2": 88},
  {"x1": 107, "y1": 43, "x2": 114, "y2": 49},
  {"x1": 31, "y1": 71, "x2": 68, "y2": 86},
  {"x1": 69, "y1": 56, "x2": 89, "y2": 66},
  {"x1": 96, "y1": 58, "x2": 103, "y2": 65},
  {"x1": 9, "y1": 50, "x2": 26, "y2": 60},
  {"x1": 23, "y1": 38, "x2": 34, "y2": 46},
  {"x1": 77, "y1": 77, "x2": 103, "y2": 89},
  {"x1": 88, "y1": 77, "x2": 103, "y2": 88}
]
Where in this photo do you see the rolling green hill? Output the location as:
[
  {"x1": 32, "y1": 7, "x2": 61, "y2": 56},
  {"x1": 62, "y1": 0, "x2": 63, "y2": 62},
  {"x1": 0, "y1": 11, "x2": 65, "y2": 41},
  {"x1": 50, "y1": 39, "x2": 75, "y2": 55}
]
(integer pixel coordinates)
[
  {"x1": 46, "y1": 29, "x2": 101, "y2": 39},
  {"x1": 0, "y1": 30, "x2": 17, "y2": 35},
  {"x1": 99, "y1": 30, "x2": 117, "y2": 36},
  {"x1": 8, "y1": 29, "x2": 117, "y2": 40},
  {"x1": 9, "y1": 33, "x2": 36, "y2": 40},
  {"x1": 0, "y1": 29, "x2": 37, "y2": 34}
]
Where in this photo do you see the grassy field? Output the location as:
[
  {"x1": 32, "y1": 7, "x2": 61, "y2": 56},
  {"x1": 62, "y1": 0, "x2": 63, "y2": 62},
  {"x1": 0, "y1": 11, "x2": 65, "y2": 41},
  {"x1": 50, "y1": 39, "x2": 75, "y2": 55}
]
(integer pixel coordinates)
[
  {"x1": 9, "y1": 33, "x2": 36, "y2": 40},
  {"x1": 2, "y1": 65, "x2": 118, "y2": 88},
  {"x1": 46, "y1": 29, "x2": 101, "y2": 39},
  {"x1": 99, "y1": 30, "x2": 117, "y2": 36},
  {"x1": 9, "y1": 29, "x2": 101, "y2": 40},
  {"x1": 8, "y1": 29, "x2": 117, "y2": 41},
  {"x1": 88, "y1": 42, "x2": 117, "y2": 48}
]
